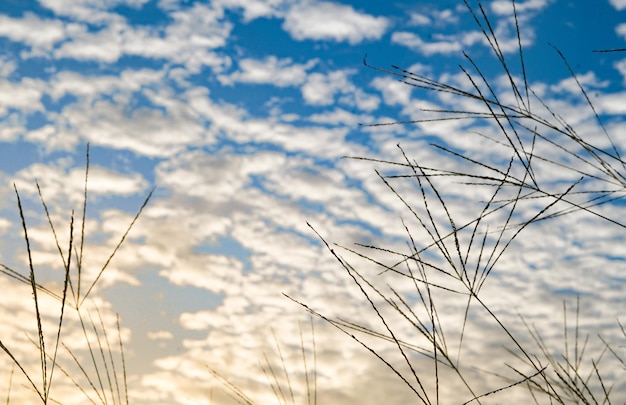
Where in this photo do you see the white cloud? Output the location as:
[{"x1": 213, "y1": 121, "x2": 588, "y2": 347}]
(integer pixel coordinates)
[
  {"x1": 39, "y1": 86, "x2": 212, "y2": 156},
  {"x1": 616, "y1": 23, "x2": 626, "y2": 40},
  {"x1": 39, "y1": 0, "x2": 150, "y2": 24},
  {"x1": 345, "y1": 88, "x2": 380, "y2": 111},
  {"x1": 163, "y1": 254, "x2": 245, "y2": 294},
  {"x1": 490, "y1": 0, "x2": 552, "y2": 15},
  {"x1": 55, "y1": 22, "x2": 125, "y2": 63},
  {"x1": 218, "y1": 56, "x2": 318, "y2": 87},
  {"x1": 392, "y1": 24, "x2": 526, "y2": 55},
  {"x1": 301, "y1": 69, "x2": 379, "y2": 111},
  {"x1": 0, "y1": 12, "x2": 66, "y2": 50},
  {"x1": 155, "y1": 149, "x2": 284, "y2": 203},
  {"x1": 55, "y1": 4, "x2": 232, "y2": 72},
  {"x1": 302, "y1": 71, "x2": 349, "y2": 105},
  {"x1": 613, "y1": 58, "x2": 626, "y2": 85},
  {"x1": 14, "y1": 163, "x2": 149, "y2": 204},
  {"x1": 308, "y1": 108, "x2": 368, "y2": 125},
  {"x1": 408, "y1": 12, "x2": 431, "y2": 26},
  {"x1": 610, "y1": 0, "x2": 626, "y2": 10},
  {"x1": 0, "y1": 56, "x2": 17, "y2": 78},
  {"x1": 185, "y1": 87, "x2": 360, "y2": 157},
  {"x1": 0, "y1": 78, "x2": 45, "y2": 115},
  {"x1": 391, "y1": 31, "x2": 463, "y2": 55},
  {"x1": 215, "y1": 0, "x2": 289, "y2": 21},
  {"x1": 49, "y1": 69, "x2": 165, "y2": 100},
  {"x1": 283, "y1": 1, "x2": 389, "y2": 44},
  {"x1": 371, "y1": 76, "x2": 412, "y2": 106},
  {"x1": 147, "y1": 330, "x2": 174, "y2": 340},
  {"x1": 595, "y1": 91, "x2": 626, "y2": 114},
  {"x1": 549, "y1": 71, "x2": 610, "y2": 94},
  {"x1": 432, "y1": 8, "x2": 459, "y2": 24}
]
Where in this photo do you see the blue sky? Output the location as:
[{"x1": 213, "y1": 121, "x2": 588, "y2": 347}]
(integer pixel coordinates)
[{"x1": 1, "y1": 0, "x2": 626, "y2": 403}]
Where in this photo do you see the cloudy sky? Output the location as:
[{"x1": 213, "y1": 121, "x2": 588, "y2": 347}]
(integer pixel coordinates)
[{"x1": 1, "y1": 0, "x2": 626, "y2": 403}]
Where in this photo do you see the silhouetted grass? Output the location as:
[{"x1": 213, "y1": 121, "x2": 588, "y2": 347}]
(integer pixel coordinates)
[
  {"x1": 0, "y1": 144, "x2": 153, "y2": 404},
  {"x1": 286, "y1": 0, "x2": 626, "y2": 403}
]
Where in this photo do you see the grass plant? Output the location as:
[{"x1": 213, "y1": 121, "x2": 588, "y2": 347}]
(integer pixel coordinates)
[
  {"x1": 284, "y1": 0, "x2": 626, "y2": 403},
  {"x1": 0, "y1": 144, "x2": 153, "y2": 404}
]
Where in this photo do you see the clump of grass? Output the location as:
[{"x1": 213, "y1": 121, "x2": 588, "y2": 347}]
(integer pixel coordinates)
[
  {"x1": 284, "y1": 0, "x2": 626, "y2": 403},
  {"x1": 209, "y1": 319, "x2": 318, "y2": 405},
  {"x1": 0, "y1": 144, "x2": 153, "y2": 404}
]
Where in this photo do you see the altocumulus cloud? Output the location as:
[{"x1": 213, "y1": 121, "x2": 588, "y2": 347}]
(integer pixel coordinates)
[
  {"x1": 0, "y1": 0, "x2": 625, "y2": 404},
  {"x1": 283, "y1": 1, "x2": 389, "y2": 44}
]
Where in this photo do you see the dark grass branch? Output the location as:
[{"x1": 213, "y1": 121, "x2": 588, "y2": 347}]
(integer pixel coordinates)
[
  {"x1": 206, "y1": 366, "x2": 255, "y2": 405},
  {"x1": 77, "y1": 143, "x2": 89, "y2": 303},
  {"x1": 5, "y1": 365, "x2": 13, "y2": 405},
  {"x1": 306, "y1": 222, "x2": 433, "y2": 404},
  {"x1": 361, "y1": 150, "x2": 626, "y2": 273},
  {"x1": 260, "y1": 351, "x2": 287, "y2": 405},
  {"x1": 462, "y1": 366, "x2": 548, "y2": 405},
  {"x1": 283, "y1": 292, "x2": 432, "y2": 405},
  {"x1": 116, "y1": 315, "x2": 128, "y2": 405},
  {"x1": 270, "y1": 327, "x2": 296, "y2": 405},
  {"x1": 423, "y1": 143, "x2": 626, "y2": 229},
  {"x1": 549, "y1": 43, "x2": 625, "y2": 174},
  {"x1": 242, "y1": 28, "x2": 626, "y2": 393},
  {"x1": 0, "y1": 145, "x2": 149, "y2": 403},
  {"x1": 14, "y1": 183, "x2": 48, "y2": 402},
  {"x1": 313, "y1": 151, "x2": 571, "y2": 398},
  {"x1": 592, "y1": 48, "x2": 626, "y2": 53},
  {"x1": 46, "y1": 210, "x2": 74, "y2": 402},
  {"x1": 298, "y1": 320, "x2": 314, "y2": 405},
  {"x1": 364, "y1": 43, "x2": 626, "y2": 191},
  {"x1": 94, "y1": 306, "x2": 123, "y2": 404},
  {"x1": 79, "y1": 186, "x2": 155, "y2": 309}
]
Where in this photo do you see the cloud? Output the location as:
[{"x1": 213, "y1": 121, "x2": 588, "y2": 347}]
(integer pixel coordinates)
[
  {"x1": 1, "y1": 1, "x2": 626, "y2": 404},
  {"x1": 302, "y1": 71, "x2": 352, "y2": 105},
  {"x1": 391, "y1": 31, "x2": 465, "y2": 55},
  {"x1": 392, "y1": 23, "x2": 528, "y2": 56},
  {"x1": 38, "y1": 88, "x2": 211, "y2": 156},
  {"x1": 0, "y1": 77, "x2": 45, "y2": 115},
  {"x1": 215, "y1": 0, "x2": 290, "y2": 21},
  {"x1": 39, "y1": 0, "x2": 150, "y2": 24},
  {"x1": 301, "y1": 69, "x2": 380, "y2": 111},
  {"x1": 162, "y1": 253, "x2": 245, "y2": 294},
  {"x1": 218, "y1": 56, "x2": 318, "y2": 87},
  {"x1": 308, "y1": 108, "x2": 369, "y2": 125},
  {"x1": 490, "y1": 0, "x2": 552, "y2": 15},
  {"x1": 14, "y1": 162, "x2": 149, "y2": 205},
  {"x1": 409, "y1": 8, "x2": 459, "y2": 27},
  {"x1": 55, "y1": 3, "x2": 232, "y2": 72},
  {"x1": 549, "y1": 71, "x2": 610, "y2": 94},
  {"x1": 283, "y1": 1, "x2": 389, "y2": 44},
  {"x1": 408, "y1": 12, "x2": 431, "y2": 26},
  {"x1": 0, "y1": 12, "x2": 66, "y2": 51},
  {"x1": 183, "y1": 87, "x2": 360, "y2": 157},
  {"x1": 49, "y1": 68, "x2": 165, "y2": 100},
  {"x1": 616, "y1": 23, "x2": 626, "y2": 41},
  {"x1": 612, "y1": 58, "x2": 626, "y2": 86},
  {"x1": 147, "y1": 330, "x2": 174, "y2": 340},
  {"x1": 371, "y1": 76, "x2": 413, "y2": 106},
  {"x1": 595, "y1": 91, "x2": 626, "y2": 114},
  {"x1": 394, "y1": 1, "x2": 542, "y2": 57},
  {"x1": 610, "y1": 0, "x2": 626, "y2": 10},
  {"x1": 55, "y1": 22, "x2": 125, "y2": 63}
]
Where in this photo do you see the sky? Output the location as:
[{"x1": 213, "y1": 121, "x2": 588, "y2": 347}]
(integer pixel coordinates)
[{"x1": 1, "y1": 0, "x2": 626, "y2": 403}]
